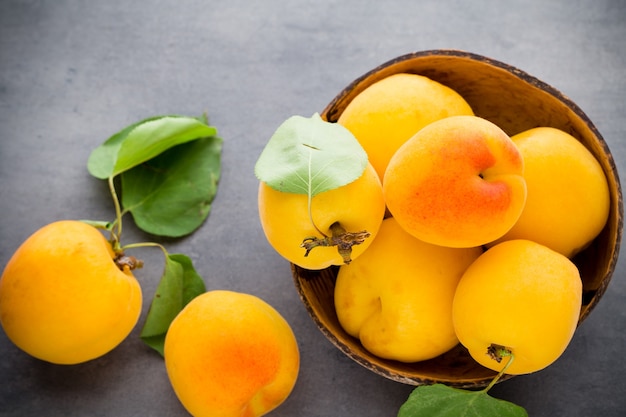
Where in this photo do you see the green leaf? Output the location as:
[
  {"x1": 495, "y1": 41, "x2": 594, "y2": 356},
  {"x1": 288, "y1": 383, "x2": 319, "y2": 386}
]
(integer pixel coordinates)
[
  {"x1": 87, "y1": 115, "x2": 217, "y2": 179},
  {"x1": 254, "y1": 113, "x2": 368, "y2": 195},
  {"x1": 120, "y1": 135, "x2": 223, "y2": 237},
  {"x1": 397, "y1": 384, "x2": 528, "y2": 417},
  {"x1": 140, "y1": 253, "x2": 206, "y2": 356}
]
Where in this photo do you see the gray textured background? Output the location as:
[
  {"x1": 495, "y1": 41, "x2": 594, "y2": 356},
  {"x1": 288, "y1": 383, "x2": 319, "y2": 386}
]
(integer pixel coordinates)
[{"x1": 1, "y1": 0, "x2": 625, "y2": 416}]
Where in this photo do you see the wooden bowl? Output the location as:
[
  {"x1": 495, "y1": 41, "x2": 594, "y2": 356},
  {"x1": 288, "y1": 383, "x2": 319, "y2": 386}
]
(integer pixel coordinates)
[{"x1": 292, "y1": 49, "x2": 623, "y2": 388}]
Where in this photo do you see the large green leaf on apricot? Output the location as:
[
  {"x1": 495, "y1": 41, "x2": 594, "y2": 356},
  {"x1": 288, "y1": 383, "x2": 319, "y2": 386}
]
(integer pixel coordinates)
[
  {"x1": 87, "y1": 115, "x2": 217, "y2": 179},
  {"x1": 254, "y1": 113, "x2": 368, "y2": 196},
  {"x1": 120, "y1": 135, "x2": 223, "y2": 237},
  {"x1": 397, "y1": 384, "x2": 528, "y2": 417},
  {"x1": 140, "y1": 253, "x2": 206, "y2": 356}
]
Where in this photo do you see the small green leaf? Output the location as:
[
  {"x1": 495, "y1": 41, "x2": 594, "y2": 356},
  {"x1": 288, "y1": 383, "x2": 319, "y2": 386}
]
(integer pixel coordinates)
[
  {"x1": 87, "y1": 118, "x2": 153, "y2": 180},
  {"x1": 254, "y1": 113, "x2": 368, "y2": 195},
  {"x1": 140, "y1": 253, "x2": 206, "y2": 356},
  {"x1": 87, "y1": 115, "x2": 217, "y2": 179},
  {"x1": 397, "y1": 384, "x2": 528, "y2": 417},
  {"x1": 120, "y1": 136, "x2": 223, "y2": 237}
]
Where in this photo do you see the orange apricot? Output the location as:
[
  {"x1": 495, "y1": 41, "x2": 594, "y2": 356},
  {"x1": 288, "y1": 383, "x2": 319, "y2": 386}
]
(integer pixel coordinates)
[
  {"x1": 335, "y1": 218, "x2": 482, "y2": 362},
  {"x1": 383, "y1": 115, "x2": 526, "y2": 248},
  {"x1": 164, "y1": 290, "x2": 300, "y2": 417},
  {"x1": 453, "y1": 240, "x2": 582, "y2": 375},
  {"x1": 258, "y1": 162, "x2": 385, "y2": 270},
  {"x1": 338, "y1": 73, "x2": 474, "y2": 180},
  {"x1": 489, "y1": 127, "x2": 610, "y2": 258},
  {"x1": 0, "y1": 220, "x2": 142, "y2": 364}
]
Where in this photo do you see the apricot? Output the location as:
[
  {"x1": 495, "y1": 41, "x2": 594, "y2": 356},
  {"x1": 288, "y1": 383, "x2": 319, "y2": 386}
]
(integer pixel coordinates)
[
  {"x1": 489, "y1": 127, "x2": 610, "y2": 258},
  {"x1": 338, "y1": 73, "x2": 474, "y2": 180},
  {"x1": 164, "y1": 290, "x2": 299, "y2": 417},
  {"x1": 0, "y1": 220, "x2": 142, "y2": 364},
  {"x1": 452, "y1": 239, "x2": 582, "y2": 375},
  {"x1": 383, "y1": 115, "x2": 527, "y2": 248},
  {"x1": 334, "y1": 218, "x2": 482, "y2": 362},
  {"x1": 258, "y1": 162, "x2": 385, "y2": 270}
]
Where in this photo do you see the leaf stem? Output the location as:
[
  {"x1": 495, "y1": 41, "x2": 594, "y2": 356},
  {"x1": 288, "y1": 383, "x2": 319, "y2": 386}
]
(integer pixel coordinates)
[
  {"x1": 121, "y1": 241, "x2": 169, "y2": 257},
  {"x1": 304, "y1": 141, "x2": 326, "y2": 238},
  {"x1": 307, "y1": 193, "x2": 327, "y2": 237},
  {"x1": 108, "y1": 175, "x2": 124, "y2": 250},
  {"x1": 482, "y1": 346, "x2": 515, "y2": 393}
]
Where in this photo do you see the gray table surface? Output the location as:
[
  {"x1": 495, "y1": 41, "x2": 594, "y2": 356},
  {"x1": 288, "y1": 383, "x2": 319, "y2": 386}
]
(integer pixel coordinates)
[{"x1": 1, "y1": 1, "x2": 625, "y2": 416}]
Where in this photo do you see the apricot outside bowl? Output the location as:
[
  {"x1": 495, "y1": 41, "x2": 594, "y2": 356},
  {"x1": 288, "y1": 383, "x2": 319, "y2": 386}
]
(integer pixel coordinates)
[{"x1": 291, "y1": 49, "x2": 623, "y2": 388}]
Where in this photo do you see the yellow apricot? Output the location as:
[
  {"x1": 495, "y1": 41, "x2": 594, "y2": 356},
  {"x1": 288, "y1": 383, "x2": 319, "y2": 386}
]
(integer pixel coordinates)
[
  {"x1": 383, "y1": 115, "x2": 527, "y2": 248},
  {"x1": 0, "y1": 220, "x2": 142, "y2": 364},
  {"x1": 164, "y1": 290, "x2": 299, "y2": 417},
  {"x1": 258, "y1": 162, "x2": 385, "y2": 270},
  {"x1": 338, "y1": 73, "x2": 474, "y2": 180},
  {"x1": 452, "y1": 239, "x2": 582, "y2": 375},
  {"x1": 334, "y1": 218, "x2": 483, "y2": 362},
  {"x1": 489, "y1": 127, "x2": 610, "y2": 258}
]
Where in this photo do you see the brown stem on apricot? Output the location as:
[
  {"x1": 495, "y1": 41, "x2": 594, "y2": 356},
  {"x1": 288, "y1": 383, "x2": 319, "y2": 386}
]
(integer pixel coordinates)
[
  {"x1": 114, "y1": 253, "x2": 144, "y2": 272},
  {"x1": 300, "y1": 222, "x2": 370, "y2": 264},
  {"x1": 107, "y1": 175, "x2": 124, "y2": 250},
  {"x1": 487, "y1": 343, "x2": 512, "y2": 363}
]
